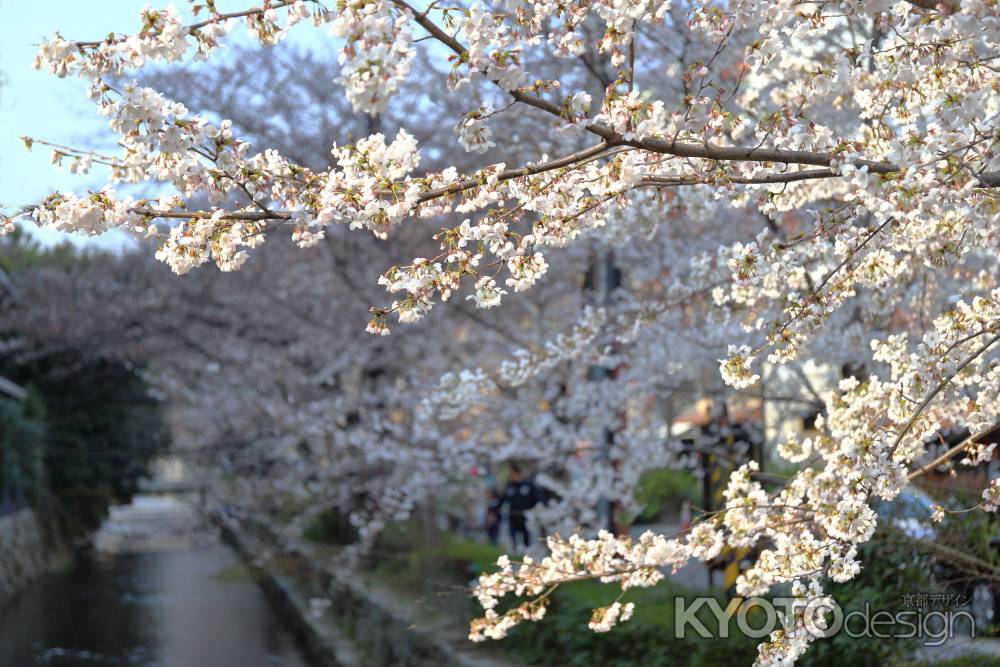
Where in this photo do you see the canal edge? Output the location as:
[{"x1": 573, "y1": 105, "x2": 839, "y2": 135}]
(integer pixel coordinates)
[{"x1": 214, "y1": 511, "x2": 525, "y2": 667}]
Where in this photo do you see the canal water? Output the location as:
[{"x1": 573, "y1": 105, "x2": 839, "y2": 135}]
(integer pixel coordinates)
[{"x1": 0, "y1": 496, "x2": 309, "y2": 667}]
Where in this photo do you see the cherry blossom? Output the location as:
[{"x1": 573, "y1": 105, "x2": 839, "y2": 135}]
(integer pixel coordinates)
[{"x1": 7, "y1": 0, "x2": 1000, "y2": 664}]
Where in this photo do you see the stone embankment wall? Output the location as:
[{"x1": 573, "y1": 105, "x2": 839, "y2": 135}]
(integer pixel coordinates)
[
  {"x1": 0, "y1": 509, "x2": 65, "y2": 611},
  {"x1": 217, "y1": 514, "x2": 523, "y2": 667}
]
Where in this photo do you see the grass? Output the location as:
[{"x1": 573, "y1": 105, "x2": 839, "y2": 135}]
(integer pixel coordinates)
[
  {"x1": 212, "y1": 563, "x2": 260, "y2": 582},
  {"x1": 362, "y1": 524, "x2": 757, "y2": 666}
]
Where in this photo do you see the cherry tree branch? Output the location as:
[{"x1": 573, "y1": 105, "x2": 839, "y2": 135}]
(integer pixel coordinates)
[
  {"x1": 907, "y1": 425, "x2": 998, "y2": 481},
  {"x1": 395, "y1": 0, "x2": 999, "y2": 188},
  {"x1": 889, "y1": 331, "x2": 1000, "y2": 457},
  {"x1": 73, "y1": 0, "x2": 318, "y2": 48}
]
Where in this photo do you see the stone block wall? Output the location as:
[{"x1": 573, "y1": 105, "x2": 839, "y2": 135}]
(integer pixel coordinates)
[{"x1": 0, "y1": 509, "x2": 55, "y2": 611}]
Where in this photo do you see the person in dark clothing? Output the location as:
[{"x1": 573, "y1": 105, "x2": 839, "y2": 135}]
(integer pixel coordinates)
[
  {"x1": 485, "y1": 488, "x2": 502, "y2": 545},
  {"x1": 500, "y1": 464, "x2": 540, "y2": 548}
]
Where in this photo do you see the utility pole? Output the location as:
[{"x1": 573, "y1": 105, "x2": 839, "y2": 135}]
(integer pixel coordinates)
[{"x1": 585, "y1": 252, "x2": 621, "y2": 533}]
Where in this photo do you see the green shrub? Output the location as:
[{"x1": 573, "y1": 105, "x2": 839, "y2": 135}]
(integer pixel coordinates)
[
  {"x1": 368, "y1": 521, "x2": 952, "y2": 667},
  {"x1": 439, "y1": 533, "x2": 505, "y2": 571},
  {"x1": 634, "y1": 468, "x2": 701, "y2": 522},
  {"x1": 302, "y1": 506, "x2": 359, "y2": 545},
  {"x1": 502, "y1": 580, "x2": 758, "y2": 667},
  {"x1": 792, "y1": 524, "x2": 936, "y2": 667}
]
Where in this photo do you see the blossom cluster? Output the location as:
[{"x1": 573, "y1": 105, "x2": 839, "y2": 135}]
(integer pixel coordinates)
[{"x1": 9, "y1": 0, "x2": 1000, "y2": 665}]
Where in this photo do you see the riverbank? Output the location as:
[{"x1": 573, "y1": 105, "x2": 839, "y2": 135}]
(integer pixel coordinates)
[
  {"x1": 0, "y1": 495, "x2": 309, "y2": 666},
  {"x1": 216, "y1": 512, "x2": 523, "y2": 667},
  {"x1": 0, "y1": 507, "x2": 70, "y2": 612}
]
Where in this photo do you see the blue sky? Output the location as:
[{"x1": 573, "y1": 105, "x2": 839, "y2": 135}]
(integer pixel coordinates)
[
  {"x1": 0, "y1": 1, "x2": 146, "y2": 246},
  {"x1": 0, "y1": 0, "x2": 332, "y2": 248}
]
